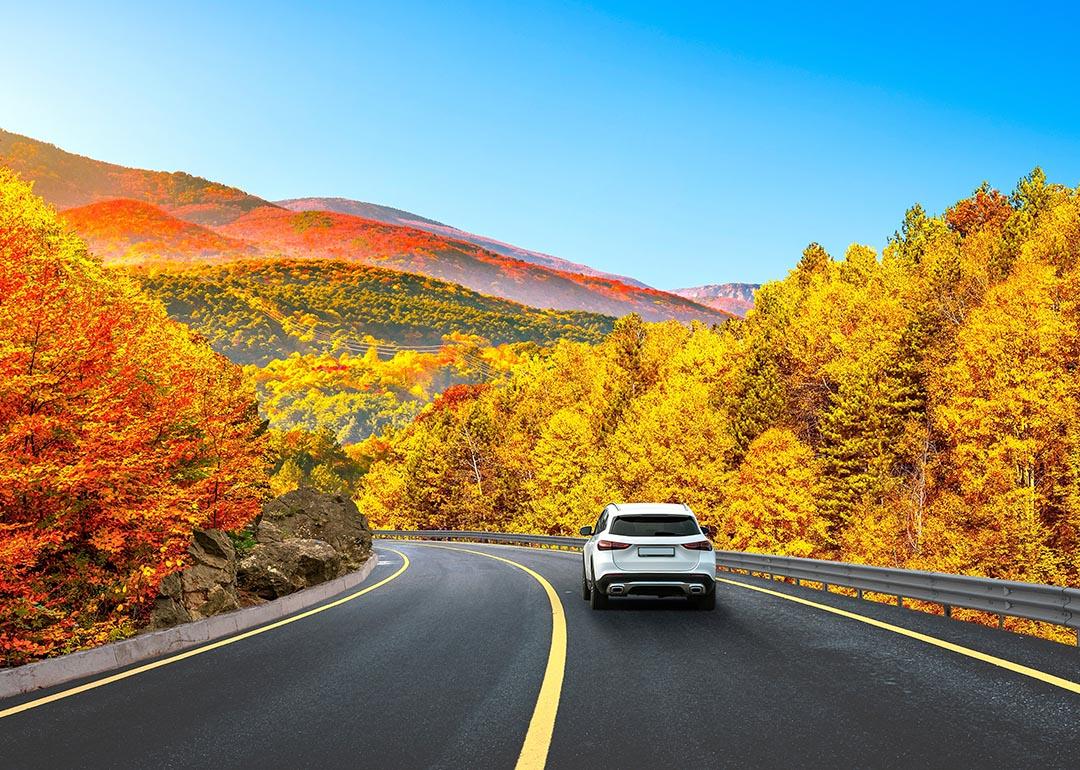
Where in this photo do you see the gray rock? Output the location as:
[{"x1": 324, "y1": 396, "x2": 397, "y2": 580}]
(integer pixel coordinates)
[
  {"x1": 149, "y1": 529, "x2": 239, "y2": 629},
  {"x1": 146, "y1": 491, "x2": 373, "y2": 630},
  {"x1": 237, "y1": 538, "x2": 343, "y2": 599},
  {"x1": 255, "y1": 488, "x2": 372, "y2": 570}
]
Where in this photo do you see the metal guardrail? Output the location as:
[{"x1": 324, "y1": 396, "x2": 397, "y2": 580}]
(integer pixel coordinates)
[
  {"x1": 713, "y1": 550, "x2": 1080, "y2": 634},
  {"x1": 375, "y1": 529, "x2": 586, "y2": 549},
  {"x1": 375, "y1": 529, "x2": 1080, "y2": 640}
]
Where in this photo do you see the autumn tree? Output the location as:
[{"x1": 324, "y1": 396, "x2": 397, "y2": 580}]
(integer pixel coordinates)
[
  {"x1": 721, "y1": 429, "x2": 826, "y2": 556},
  {"x1": 358, "y1": 168, "x2": 1080, "y2": 599},
  {"x1": 934, "y1": 258, "x2": 1075, "y2": 583},
  {"x1": 0, "y1": 169, "x2": 269, "y2": 663}
]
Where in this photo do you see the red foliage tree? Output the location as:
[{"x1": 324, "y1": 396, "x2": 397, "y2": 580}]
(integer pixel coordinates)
[
  {"x1": 945, "y1": 185, "x2": 1013, "y2": 237},
  {"x1": 0, "y1": 169, "x2": 269, "y2": 664}
]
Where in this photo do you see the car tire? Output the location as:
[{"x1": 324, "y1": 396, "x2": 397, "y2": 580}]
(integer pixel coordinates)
[
  {"x1": 590, "y1": 583, "x2": 609, "y2": 610},
  {"x1": 693, "y1": 591, "x2": 716, "y2": 611}
]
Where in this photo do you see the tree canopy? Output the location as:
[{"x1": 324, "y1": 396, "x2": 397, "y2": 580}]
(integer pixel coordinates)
[
  {"x1": 0, "y1": 170, "x2": 269, "y2": 663},
  {"x1": 361, "y1": 171, "x2": 1080, "y2": 595}
]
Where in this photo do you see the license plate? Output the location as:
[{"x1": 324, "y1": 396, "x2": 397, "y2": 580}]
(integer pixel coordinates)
[{"x1": 637, "y1": 546, "x2": 675, "y2": 557}]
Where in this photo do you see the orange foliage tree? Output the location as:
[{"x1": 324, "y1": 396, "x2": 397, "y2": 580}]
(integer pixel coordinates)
[{"x1": 0, "y1": 169, "x2": 269, "y2": 664}]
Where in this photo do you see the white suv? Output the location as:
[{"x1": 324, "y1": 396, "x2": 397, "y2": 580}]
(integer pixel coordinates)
[{"x1": 580, "y1": 503, "x2": 717, "y2": 610}]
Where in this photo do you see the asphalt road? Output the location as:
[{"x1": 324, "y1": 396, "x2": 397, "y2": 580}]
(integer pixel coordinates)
[{"x1": 1, "y1": 542, "x2": 1077, "y2": 769}]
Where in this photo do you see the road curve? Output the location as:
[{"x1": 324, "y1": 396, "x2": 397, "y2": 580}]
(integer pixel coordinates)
[{"x1": 1, "y1": 542, "x2": 1078, "y2": 769}]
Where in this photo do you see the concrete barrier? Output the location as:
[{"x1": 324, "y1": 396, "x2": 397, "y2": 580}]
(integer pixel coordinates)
[{"x1": 0, "y1": 554, "x2": 378, "y2": 700}]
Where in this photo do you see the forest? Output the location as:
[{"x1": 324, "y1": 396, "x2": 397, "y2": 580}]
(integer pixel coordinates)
[
  {"x1": 130, "y1": 259, "x2": 611, "y2": 365},
  {"x1": 248, "y1": 340, "x2": 524, "y2": 446},
  {"x1": 360, "y1": 169, "x2": 1080, "y2": 597},
  {"x1": 6, "y1": 161, "x2": 1080, "y2": 660},
  {"x1": 0, "y1": 170, "x2": 269, "y2": 663},
  {"x1": 130, "y1": 259, "x2": 600, "y2": 447}
]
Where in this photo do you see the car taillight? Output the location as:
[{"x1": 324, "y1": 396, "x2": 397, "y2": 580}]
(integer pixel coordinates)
[
  {"x1": 597, "y1": 539, "x2": 632, "y2": 550},
  {"x1": 682, "y1": 540, "x2": 713, "y2": 551}
]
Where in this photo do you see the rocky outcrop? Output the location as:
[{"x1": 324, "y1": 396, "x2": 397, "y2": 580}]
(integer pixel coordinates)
[
  {"x1": 237, "y1": 539, "x2": 342, "y2": 599},
  {"x1": 149, "y1": 529, "x2": 239, "y2": 629},
  {"x1": 254, "y1": 488, "x2": 372, "y2": 571},
  {"x1": 148, "y1": 489, "x2": 372, "y2": 629}
]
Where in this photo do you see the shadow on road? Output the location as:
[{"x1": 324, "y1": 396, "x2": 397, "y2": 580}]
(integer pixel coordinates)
[{"x1": 593, "y1": 597, "x2": 721, "y2": 613}]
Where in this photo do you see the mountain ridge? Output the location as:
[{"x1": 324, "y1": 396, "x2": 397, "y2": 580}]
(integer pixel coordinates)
[
  {"x1": 1, "y1": 127, "x2": 732, "y2": 324},
  {"x1": 672, "y1": 282, "x2": 761, "y2": 317},
  {"x1": 277, "y1": 196, "x2": 650, "y2": 288},
  {"x1": 0, "y1": 128, "x2": 272, "y2": 225}
]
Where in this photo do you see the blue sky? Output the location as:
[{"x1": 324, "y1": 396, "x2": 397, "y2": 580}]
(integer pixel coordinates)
[{"x1": 2, "y1": 1, "x2": 1079, "y2": 287}]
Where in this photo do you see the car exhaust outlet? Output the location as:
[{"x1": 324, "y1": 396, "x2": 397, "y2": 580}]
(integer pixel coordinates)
[
  {"x1": 608, "y1": 584, "x2": 626, "y2": 596},
  {"x1": 689, "y1": 585, "x2": 704, "y2": 595}
]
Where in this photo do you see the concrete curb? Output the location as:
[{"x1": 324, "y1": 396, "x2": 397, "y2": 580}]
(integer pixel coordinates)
[{"x1": 1, "y1": 554, "x2": 378, "y2": 700}]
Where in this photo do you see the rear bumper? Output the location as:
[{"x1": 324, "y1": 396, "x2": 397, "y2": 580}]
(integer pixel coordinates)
[{"x1": 595, "y1": 572, "x2": 716, "y2": 597}]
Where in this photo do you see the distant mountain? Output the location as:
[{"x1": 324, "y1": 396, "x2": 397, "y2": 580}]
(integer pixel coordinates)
[
  {"x1": 1, "y1": 127, "x2": 730, "y2": 325},
  {"x1": 62, "y1": 199, "x2": 260, "y2": 263},
  {"x1": 278, "y1": 197, "x2": 650, "y2": 288},
  {"x1": 0, "y1": 129, "x2": 270, "y2": 225},
  {"x1": 671, "y1": 283, "x2": 760, "y2": 317},
  {"x1": 217, "y1": 206, "x2": 731, "y2": 323}
]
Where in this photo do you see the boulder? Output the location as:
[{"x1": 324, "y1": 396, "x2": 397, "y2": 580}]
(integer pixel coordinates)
[
  {"x1": 145, "y1": 490, "x2": 373, "y2": 630},
  {"x1": 237, "y1": 539, "x2": 343, "y2": 599},
  {"x1": 255, "y1": 488, "x2": 372, "y2": 571},
  {"x1": 149, "y1": 529, "x2": 239, "y2": 629}
]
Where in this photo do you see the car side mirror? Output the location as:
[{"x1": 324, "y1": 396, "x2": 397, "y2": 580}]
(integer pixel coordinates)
[{"x1": 579, "y1": 526, "x2": 593, "y2": 536}]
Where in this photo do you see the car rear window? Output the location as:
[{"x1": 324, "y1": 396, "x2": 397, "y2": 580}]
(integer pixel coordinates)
[{"x1": 609, "y1": 515, "x2": 700, "y2": 537}]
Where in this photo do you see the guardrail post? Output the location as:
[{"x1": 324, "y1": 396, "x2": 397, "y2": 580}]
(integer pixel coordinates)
[{"x1": 943, "y1": 604, "x2": 952, "y2": 618}]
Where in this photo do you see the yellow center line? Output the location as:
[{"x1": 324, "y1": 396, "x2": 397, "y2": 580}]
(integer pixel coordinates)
[
  {"x1": 715, "y1": 575, "x2": 1080, "y2": 695},
  {"x1": 412, "y1": 543, "x2": 567, "y2": 770},
  {"x1": 0, "y1": 548, "x2": 411, "y2": 719}
]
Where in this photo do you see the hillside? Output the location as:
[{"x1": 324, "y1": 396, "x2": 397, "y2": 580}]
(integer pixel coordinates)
[
  {"x1": 672, "y1": 282, "x2": 760, "y2": 316},
  {"x1": 62, "y1": 198, "x2": 261, "y2": 263},
  {"x1": 130, "y1": 259, "x2": 613, "y2": 365},
  {"x1": 278, "y1": 196, "x2": 650, "y2": 287},
  {"x1": 0, "y1": 129, "x2": 271, "y2": 225},
  {"x1": 2, "y1": 129, "x2": 730, "y2": 325},
  {"x1": 360, "y1": 170, "x2": 1080, "y2": 600},
  {"x1": 216, "y1": 206, "x2": 732, "y2": 323}
]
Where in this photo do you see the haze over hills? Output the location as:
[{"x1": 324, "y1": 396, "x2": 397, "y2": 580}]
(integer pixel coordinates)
[
  {"x1": 672, "y1": 283, "x2": 761, "y2": 317},
  {"x1": 278, "y1": 196, "x2": 650, "y2": 288},
  {"x1": 0, "y1": 128, "x2": 732, "y2": 325}
]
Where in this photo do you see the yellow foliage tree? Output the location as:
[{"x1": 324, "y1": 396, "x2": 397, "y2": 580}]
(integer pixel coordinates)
[{"x1": 721, "y1": 429, "x2": 826, "y2": 557}]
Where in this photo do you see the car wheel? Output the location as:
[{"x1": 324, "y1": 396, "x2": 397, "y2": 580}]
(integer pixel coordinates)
[{"x1": 590, "y1": 583, "x2": 609, "y2": 610}]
